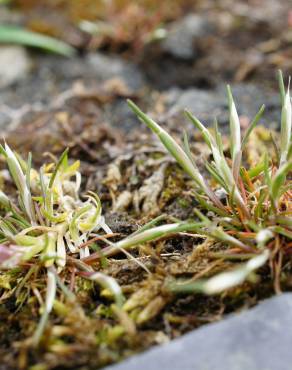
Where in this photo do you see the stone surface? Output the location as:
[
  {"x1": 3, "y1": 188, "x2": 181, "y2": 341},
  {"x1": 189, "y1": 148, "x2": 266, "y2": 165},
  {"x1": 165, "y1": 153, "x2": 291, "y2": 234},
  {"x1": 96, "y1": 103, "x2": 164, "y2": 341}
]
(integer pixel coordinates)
[
  {"x1": 0, "y1": 51, "x2": 145, "y2": 130},
  {"x1": 86, "y1": 52, "x2": 145, "y2": 91},
  {"x1": 164, "y1": 84, "x2": 280, "y2": 129},
  {"x1": 0, "y1": 46, "x2": 30, "y2": 88},
  {"x1": 106, "y1": 294, "x2": 292, "y2": 370},
  {"x1": 165, "y1": 87, "x2": 224, "y2": 123},
  {"x1": 161, "y1": 14, "x2": 212, "y2": 60}
]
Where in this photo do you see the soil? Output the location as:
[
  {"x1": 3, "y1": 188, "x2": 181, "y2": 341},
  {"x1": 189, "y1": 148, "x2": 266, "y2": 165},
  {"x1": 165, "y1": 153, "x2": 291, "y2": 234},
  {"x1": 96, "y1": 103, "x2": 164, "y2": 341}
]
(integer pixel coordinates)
[{"x1": 0, "y1": 0, "x2": 291, "y2": 369}]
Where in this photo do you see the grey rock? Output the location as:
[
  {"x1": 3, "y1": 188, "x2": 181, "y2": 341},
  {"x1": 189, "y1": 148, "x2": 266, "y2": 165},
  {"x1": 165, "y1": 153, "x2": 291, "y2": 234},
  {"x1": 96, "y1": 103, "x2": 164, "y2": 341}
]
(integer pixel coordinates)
[
  {"x1": 104, "y1": 99, "x2": 140, "y2": 132},
  {"x1": 87, "y1": 52, "x2": 145, "y2": 91},
  {"x1": 218, "y1": 84, "x2": 280, "y2": 128},
  {"x1": 33, "y1": 52, "x2": 145, "y2": 92},
  {"x1": 0, "y1": 51, "x2": 145, "y2": 130},
  {"x1": 0, "y1": 46, "x2": 30, "y2": 88},
  {"x1": 38, "y1": 55, "x2": 90, "y2": 80},
  {"x1": 106, "y1": 294, "x2": 292, "y2": 370},
  {"x1": 162, "y1": 14, "x2": 212, "y2": 60},
  {"x1": 165, "y1": 84, "x2": 280, "y2": 129},
  {"x1": 166, "y1": 87, "x2": 224, "y2": 123}
]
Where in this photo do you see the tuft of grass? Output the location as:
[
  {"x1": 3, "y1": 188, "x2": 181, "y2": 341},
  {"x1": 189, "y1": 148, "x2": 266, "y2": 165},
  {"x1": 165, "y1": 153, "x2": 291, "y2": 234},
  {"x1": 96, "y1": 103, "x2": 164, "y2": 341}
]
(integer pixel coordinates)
[
  {"x1": 124, "y1": 71, "x2": 291, "y2": 294},
  {"x1": 0, "y1": 25, "x2": 75, "y2": 56},
  {"x1": 0, "y1": 146, "x2": 123, "y2": 345}
]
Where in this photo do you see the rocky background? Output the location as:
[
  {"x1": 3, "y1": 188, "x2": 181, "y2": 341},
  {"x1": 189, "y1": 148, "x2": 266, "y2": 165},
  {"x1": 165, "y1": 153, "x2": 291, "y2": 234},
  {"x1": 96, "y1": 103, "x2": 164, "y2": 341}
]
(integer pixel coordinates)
[{"x1": 0, "y1": 0, "x2": 291, "y2": 137}]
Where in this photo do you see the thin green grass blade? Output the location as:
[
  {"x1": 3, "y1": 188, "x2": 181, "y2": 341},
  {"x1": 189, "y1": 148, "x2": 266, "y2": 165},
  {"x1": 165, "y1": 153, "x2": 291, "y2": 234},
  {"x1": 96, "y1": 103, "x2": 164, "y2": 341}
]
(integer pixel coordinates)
[
  {"x1": 227, "y1": 85, "x2": 241, "y2": 161},
  {"x1": 49, "y1": 148, "x2": 69, "y2": 188},
  {"x1": 168, "y1": 250, "x2": 269, "y2": 295},
  {"x1": 193, "y1": 191, "x2": 229, "y2": 218},
  {"x1": 184, "y1": 110, "x2": 213, "y2": 149},
  {"x1": 270, "y1": 133, "x2": 280, "y2": 165},
  {"x1": 0, "y1": 25, "x2": 75, "y2": 57},
  {"x1": 279, "y1": 76, "x2": 291, "y2": 165},
  {"x1": 183, "y1": 131, "x2": 197, "y2": 167},
  {"x1": 247, "y1": 160, "x2": 265, "y2": 178},
  {"x1": 127, "y1": 100, "x2": 206, "y2": 190},
  {"x1": 241, "y1": 104, "x2": 265, "y2": 149},
  {"x1": 205, "y1": 162, "x2": 228, "y2": 189},
  {"x1": 213, "y1": 118, "x2": 224, "y2": 156},
  {"x1": 254, "y1": 189, "x2": 268, "y2": 223},
  {"x1": 278, "y1": 70, "x2": 285, "y2": 105},
  {"x1": 0, "y1": 144, "x2": 7, "y2": 158},
  {"x1": 26, "y1": 152, "x2": 32, "y2": 191},
  {"x1": 131, "y1": 214, "x2": 168, "y2": 236},
  {"x1": 271, "y1": 161, "x2": 292, "y2": 202},
  {"x1": 273, "y1": 226, "x2": 292, "y2": 239},
  {"x1": 104, "y1": 222, "x2": 203, "y2": 257}
]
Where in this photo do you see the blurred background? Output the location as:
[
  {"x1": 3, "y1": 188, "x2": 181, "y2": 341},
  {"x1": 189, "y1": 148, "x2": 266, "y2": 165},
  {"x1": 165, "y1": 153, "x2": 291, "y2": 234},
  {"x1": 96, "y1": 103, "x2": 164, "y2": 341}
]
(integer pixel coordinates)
[{"x1": 0, "y1": 0, "x2": 291, "y2": 156}]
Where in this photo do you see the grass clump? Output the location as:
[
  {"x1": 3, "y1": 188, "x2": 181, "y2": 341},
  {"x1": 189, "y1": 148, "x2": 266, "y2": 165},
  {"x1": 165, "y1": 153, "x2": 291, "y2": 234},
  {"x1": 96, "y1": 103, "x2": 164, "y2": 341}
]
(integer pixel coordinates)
[
  {"x1": 0, "y1": 146, "x2": 123, "y2": 345},
  {"x1": 122, "y1": 71, "x2": 291, "y2": 294}
]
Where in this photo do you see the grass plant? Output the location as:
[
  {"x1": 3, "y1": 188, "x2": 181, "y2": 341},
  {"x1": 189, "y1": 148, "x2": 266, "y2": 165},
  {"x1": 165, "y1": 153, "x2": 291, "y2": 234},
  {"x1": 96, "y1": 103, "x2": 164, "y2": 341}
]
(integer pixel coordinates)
[
  {"x1": 123, "y1": 71, "x2": 291, "y2": 293},
  {"x1": 0, "y1": 146, "x2": 122, "y2": 344}
]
